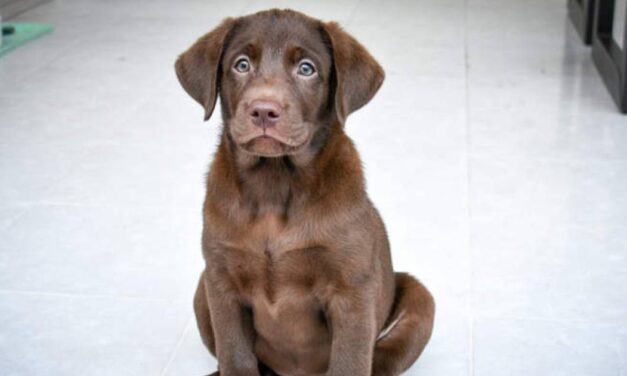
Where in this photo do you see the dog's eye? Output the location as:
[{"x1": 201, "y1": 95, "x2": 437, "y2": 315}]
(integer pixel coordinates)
[
  {"x1": 234, "y1": 57, "x2": 251, "y2": 73},
  {"x1": 297, "y1": 61, "x2": 316, "y2": 77}
]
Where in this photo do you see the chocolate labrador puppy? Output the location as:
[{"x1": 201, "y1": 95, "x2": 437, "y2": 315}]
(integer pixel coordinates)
[{"x1": 175, "y1": 9, "x2": 435, "y2": 376}]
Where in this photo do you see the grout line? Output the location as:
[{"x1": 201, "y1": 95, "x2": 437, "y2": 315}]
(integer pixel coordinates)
[
  {"x1": 0, "y1": 289, "x2": 187, "y2": 303},
  {"x1": 468, "y1": 316, "x2": 475, "y2": 376},
  {"x1": 0, "y1": 200, "x2": 201, "y2": 232},
  {"x1": 0, "y1": 201, "x2": 201, "y2": 209},
  {"x1": 470, "y1": 314, "x2": 627, "y2": 324},
  {"x1": 465, "y1": 151, "x2": 627, "y2": 164},
  {"x1": 160, "y1": 316, "x2": 194, "y2": 376},
  {"x1": 462, "y1": 0, "x2": 475, "y2": 375},
  {"x1": 1, "y1": 36, "x2": 86, "y2": 84},
  {"x1": 0, "y1": 207, "x2": 30, "y2": 232}
]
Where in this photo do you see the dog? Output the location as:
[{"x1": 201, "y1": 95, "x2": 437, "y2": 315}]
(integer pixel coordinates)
[{"x1": 175, "y1": 9, "x2": 435, "y2": 376}]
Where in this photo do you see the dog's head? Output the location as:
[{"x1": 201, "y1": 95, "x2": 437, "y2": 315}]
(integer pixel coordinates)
[{"x1": 175, "y1": 9, "x2": 384, "y2": 158}]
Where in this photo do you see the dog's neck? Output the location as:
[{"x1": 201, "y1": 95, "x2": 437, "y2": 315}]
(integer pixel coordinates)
[
  {"x1": 236, "y1": 154, "x2": 300, "y2": 216},
  {"x1": 209, "y1": 122, "x2": 363, "y2": 219},
  {"x1": 226, "y1": 130, "x2": 322, "y2": 216}
]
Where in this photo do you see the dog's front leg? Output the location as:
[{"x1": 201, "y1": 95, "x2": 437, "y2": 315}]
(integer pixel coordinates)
[
  {"x1": 202, "y1": 272, "x2": 259, "y2": 376},
  {"x1": 325, "y1": 289, "x2": 377, "y2": 376}
]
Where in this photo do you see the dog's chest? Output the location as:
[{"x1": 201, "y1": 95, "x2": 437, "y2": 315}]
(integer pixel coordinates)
[
  {"x1": 221, "y1": 213, "x2": 333, "y2": 303},
  {"x1": 221, "y1": 214, "x2": 334, "y2": 358}
]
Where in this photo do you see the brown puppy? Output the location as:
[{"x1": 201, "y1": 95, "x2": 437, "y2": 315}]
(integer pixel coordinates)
[{"x1": 175, "y1": 9, "x2": 435, "y2": 376}]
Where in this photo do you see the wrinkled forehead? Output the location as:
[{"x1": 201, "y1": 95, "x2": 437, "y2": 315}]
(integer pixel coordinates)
[{"x1": 224, "y1": 13, "x2": 330, "y2": 66}]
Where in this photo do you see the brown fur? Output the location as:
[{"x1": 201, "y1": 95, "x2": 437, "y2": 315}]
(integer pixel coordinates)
[{"x1": 176, "y1": 9, "x2": 435, "y2": 376}]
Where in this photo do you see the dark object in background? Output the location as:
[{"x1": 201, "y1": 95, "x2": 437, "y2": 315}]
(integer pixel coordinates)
[
  {"x1": 568, "y1": 0, "x2": 597, "y2": 44},
  {"x1": 591, "y1": 0, "x2": 627, "y2": 113},
  {"x1": 2, "y1": 25, "x2": 16, "y2": 35}
]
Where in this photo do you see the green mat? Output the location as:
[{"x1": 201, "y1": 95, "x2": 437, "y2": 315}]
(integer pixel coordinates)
[{"x1": 0, "y1": 23, "x2": 53, "y2": 57}]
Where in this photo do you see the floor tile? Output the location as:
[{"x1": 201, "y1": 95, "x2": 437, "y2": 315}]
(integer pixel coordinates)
[
  {"x1": 470, "y1": 157, "x2": 627, "y2": 224},
  {"x1": 349, "y1": 0, "x2": 465, "y2": 49},
  {"x1": 468, "y1": 32, "x2": 597, "y2": 83},
  {"x1": 474, "y1": 317, "x2": 627, "y2": 376},
  {"x1": 469, "y1": 157, "x2": 627, "y2": 321},
  {"x1": 0, "y1": 205, "x2": 29, "y2": 231},
  {"x1": 0, "y1": 94, "x2": 137, "y2": 147},
  {"x1": 0, "y1": 142, "x2": 75, "y2": 204},
  {"x1": 468, "y1": 101, "x2": 627, "y2": 161},
  {"x1": 467, "y1": 0, "x2": 569, "y2": 51},
  {"x1": 0, "y1": 292, "x2": 189, "y2": 376},
  {"x1": 40, "y1": 143, "x2": 209, "y2": 207},
  {"x1": 2, "y1": 0, "x2": 627, "y2": 374},
  {"x1": 243, "y1": 0, "x2": 361, "y2": 23},
  {"x1": 406, "y1": 303, "x2": 470, "y2": 376},
  {"x1": 0, "y1": 204, "x2": 205, "y2": 301},
  {"x1": 162, "y1": 319, "x2": 219, "y2": 376},
  {"x1": 471, "y1": 218, "x2": 627, "y2": 320}
]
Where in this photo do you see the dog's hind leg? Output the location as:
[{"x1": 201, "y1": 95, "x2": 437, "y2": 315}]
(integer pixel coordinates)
[{"x1": 372, "y1": 272, "x2": 435, "y2": 376}]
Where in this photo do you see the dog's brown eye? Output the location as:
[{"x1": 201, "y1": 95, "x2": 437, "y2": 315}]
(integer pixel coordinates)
[
  {"x1": 234, "y1": 57, "x2": 250, "y2": 73},
  {"x1": 297, "y1": 61, "x2": 316, "y2": 77}
]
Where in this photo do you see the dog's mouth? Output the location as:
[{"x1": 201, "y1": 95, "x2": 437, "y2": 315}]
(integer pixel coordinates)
[
  {"x1": 242, "y1": 135, "x2": 294, "y2": 157},
  {"x1": 233, "y1": 125, "x2": 309, "y2": 157}
]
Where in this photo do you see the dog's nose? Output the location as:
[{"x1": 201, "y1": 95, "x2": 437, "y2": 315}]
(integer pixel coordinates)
[{"x1": 249, "y1": 100, "x2": 282, "y2": 129}]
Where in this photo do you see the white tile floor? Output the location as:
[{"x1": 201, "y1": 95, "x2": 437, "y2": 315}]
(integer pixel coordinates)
[{"x1": 1, "y1": 0, "x2": 626, "y2": 375}]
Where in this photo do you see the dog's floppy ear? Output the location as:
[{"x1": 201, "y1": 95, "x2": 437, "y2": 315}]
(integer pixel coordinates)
[
  {"x1": 175, "y1": 18, "x2": 236, "y2": 121},
  {"x1": 323, "y1": 22, "x2": 385, "y2": 123}
]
